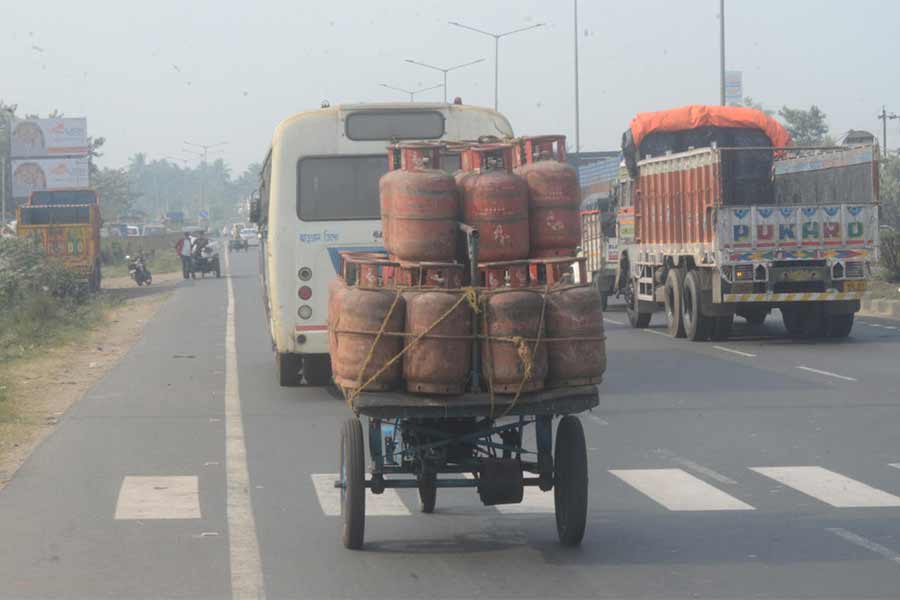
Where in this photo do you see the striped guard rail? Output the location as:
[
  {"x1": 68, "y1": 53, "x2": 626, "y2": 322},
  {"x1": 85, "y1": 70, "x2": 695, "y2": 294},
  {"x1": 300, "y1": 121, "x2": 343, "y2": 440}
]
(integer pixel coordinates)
[{"x1": 722, "y1": 292, "x2": 864, "y2": 302}]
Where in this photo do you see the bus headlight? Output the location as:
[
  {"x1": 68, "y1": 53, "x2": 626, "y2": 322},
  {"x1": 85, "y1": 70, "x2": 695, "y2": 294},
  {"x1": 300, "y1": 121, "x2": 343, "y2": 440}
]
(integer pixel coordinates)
[{"x1": 298, "y1": 305, "x2": 312, "y2": 319}]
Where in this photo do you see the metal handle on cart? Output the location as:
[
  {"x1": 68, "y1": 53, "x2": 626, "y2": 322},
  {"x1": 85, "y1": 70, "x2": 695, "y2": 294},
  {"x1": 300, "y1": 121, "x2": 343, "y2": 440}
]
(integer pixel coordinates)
[{"x1": 458, "y1": 222, "x2": 481, "y2": 392}]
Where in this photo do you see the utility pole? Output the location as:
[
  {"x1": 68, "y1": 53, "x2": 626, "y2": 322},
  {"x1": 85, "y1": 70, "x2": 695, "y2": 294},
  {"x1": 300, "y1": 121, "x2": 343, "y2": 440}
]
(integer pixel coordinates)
[
  {"x1": 719, "y1": 0, "x2": 726, "y2": 106},
  {"x1": 877, "y1": 106, "x2": 899, "y2": 158},
  {"x1": 448, "y1": 21, "x2": 545, "y2": 111},
  {"x1": 0, "y1": 108, "x2": 13, "y2": 226},
  {"x1": 404, "y1": 58, "x2": 485, "y2": 103},
  {"x1": 573, "y1": 0, "x2": 581, "y2": 163}
]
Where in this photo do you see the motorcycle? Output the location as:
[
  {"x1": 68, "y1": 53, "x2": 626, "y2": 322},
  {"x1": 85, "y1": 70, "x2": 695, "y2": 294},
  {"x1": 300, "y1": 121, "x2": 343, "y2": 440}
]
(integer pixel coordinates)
[
  {"x1": 127, "y1": 253, "x2": 152, "y2": 286},
  {"x1": 191, "y1": 239, "x2": 221, "y2": 279}
]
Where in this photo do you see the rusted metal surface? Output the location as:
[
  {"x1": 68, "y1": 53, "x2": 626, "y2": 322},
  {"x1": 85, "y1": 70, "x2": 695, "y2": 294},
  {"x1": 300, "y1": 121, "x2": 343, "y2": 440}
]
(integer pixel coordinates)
[
  {"x1": 545, "y1": 285, "x2": 606, "y2": 387},
  {"x1": 403, "y1": 291, "x2": 473, "y2": 394},
  {"x1": 460, "y1": 144, "x2": 530, "y2": 262},
  {"x1": 333, "y1": 288, "x2": 405, "y2": 391},
  {"x1": 515, "y1": 135, "x2": 581, "y2": 257},
  {"x1": 477, "y1": 256, "x2": 588, "y2": 288},
  {"x1": 481, "y1": 289, "x2": 548, "y2": 393},
  {"x1": 380, "y1": 142, "x2": 459, "y2": 262},
  {"x1": 327, "y1": 277, "x2": 349, "y2": 357}
]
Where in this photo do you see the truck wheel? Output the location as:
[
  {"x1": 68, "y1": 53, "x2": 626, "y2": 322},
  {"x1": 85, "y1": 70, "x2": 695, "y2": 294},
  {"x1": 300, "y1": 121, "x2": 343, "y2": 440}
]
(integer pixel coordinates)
[
  {"x1": 682, "y1": 271, "x2": 711, "y2": 341},
  {"x1": 303, "y1": 354, "x2": 333, "y2": 386},
  {"x1": 664, "y1": 268, "x2": 686, "y2": 338},
  {"x1": 710, "y1": 315, "x2": 733, "y2": 341},
  {"x1": 625, "y1": 278, "x2": 651, "y2": 329},
  {"x1": 276, "y1": 352, "x2": 303, "y2": 387},
  {"x1": 782, "y1": 304, "x2": 824, "y2": 337},
  {"x1": 824, "y1": 313, "x2": 854, "y2": 338},
  {"x1": 340, "y1": 418, "x2": 366, "y2": 550},
  {"x1": 554, "y1": 415, "x2": 588, "y2": 547}
]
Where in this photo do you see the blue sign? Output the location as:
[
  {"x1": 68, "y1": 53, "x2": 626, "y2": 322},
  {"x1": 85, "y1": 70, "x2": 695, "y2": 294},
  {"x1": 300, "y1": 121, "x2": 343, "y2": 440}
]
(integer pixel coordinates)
[{"x1": 198, "y1": 210, "x2": 209, "y2": 219}]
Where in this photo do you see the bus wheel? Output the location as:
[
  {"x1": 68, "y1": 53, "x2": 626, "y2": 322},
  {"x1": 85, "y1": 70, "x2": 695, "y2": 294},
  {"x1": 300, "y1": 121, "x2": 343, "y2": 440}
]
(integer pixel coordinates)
[
  {"x1": 303, "y1": 354, "x2": 333, "y2": 386},
  {"x1": 276, "y1": 352, "x2": 303, "y2": 387}
]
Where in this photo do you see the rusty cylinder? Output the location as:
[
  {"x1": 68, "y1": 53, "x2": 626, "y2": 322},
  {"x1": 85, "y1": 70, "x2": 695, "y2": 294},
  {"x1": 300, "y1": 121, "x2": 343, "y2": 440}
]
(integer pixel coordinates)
[
  {"x1": 515, "y1": 135, "x2": 581, "y2": 257},
  {"x1": 461, "y1": 144, "x2": 530, "y2": 262},
  {"x1": 327, "y1": 277, "x2": 349, "y2": 357},
  {"x1": 546, "y1": 285, "x2": 606, "y2": 387},
  {"x1": 379, "y1": 143, "x2": 459, "y2": 262},
  {"x1": 403, "y1": 291, "x2": 473, "y2": 394},
  {"x1": 333, "y1": 287, "x2": 405, "y2": 391},
  {"x1": 481, "y1": 289, "x2": 548, "y2": 393}
]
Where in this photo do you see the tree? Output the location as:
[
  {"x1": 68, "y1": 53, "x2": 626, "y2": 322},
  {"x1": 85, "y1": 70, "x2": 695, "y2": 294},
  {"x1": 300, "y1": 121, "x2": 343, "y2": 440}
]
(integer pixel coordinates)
[
  {"x1": 778, "y1": 105, "x2": 831, "y2": 146},
  {"x1": 879, "y1": 155, "x2": 900, "y2": 231},
  {"x1": 93, "y1": 167, "x2": 136, "y2": 221},
  {"x1": 742, "y1": 97, "x2": 774, "y2": 116}
]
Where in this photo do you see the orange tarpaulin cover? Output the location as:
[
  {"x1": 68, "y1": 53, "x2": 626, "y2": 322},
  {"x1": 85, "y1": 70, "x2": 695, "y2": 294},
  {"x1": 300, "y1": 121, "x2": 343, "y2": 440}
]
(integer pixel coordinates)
[{"x1": 629, "y1": 105, "x2": 792, "y2": 148}]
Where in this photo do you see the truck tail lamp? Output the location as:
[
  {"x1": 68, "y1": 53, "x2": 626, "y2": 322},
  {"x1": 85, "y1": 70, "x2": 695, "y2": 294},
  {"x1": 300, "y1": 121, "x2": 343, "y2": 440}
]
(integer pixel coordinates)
[{"x1": 734, "y1": 264, "x2": 753, "y2": 281}]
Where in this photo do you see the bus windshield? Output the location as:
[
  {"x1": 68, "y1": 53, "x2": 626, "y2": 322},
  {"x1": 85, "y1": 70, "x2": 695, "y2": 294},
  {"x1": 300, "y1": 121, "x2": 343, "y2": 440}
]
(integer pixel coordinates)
[{"x1": 296, "y1": 155, "x2": 387, "y2": 221}]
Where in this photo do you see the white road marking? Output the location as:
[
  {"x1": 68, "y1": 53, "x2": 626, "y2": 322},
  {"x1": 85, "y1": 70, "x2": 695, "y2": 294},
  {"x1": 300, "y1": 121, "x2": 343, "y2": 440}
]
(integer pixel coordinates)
[
  {"x1": 885, "y1": 326, "x2": 898, "y2": 331},
  {"x1": 827, "y1": 527, "x2": 900, "y2": 566},
  {"x1": 609, "y1": 468, "x2": 754, "y2": 511},
  {"x1": 224, "y1": 251, "x2": 266, "y2": 600},
  {"x1": 311, "y1": 474, "x2": 411, "y2": 516},
  {"x1": 751, "y1": 466, "x2": 900, "y2": 507},
  {"x1": 655, "y1": 449, "x2": 738, "y2": 485},
  {"x1": 869, "y1": 323, "x2": 884, "y2": 328},
  {"x1": 795, "y1": 366, "x2": 857, "y2": 382},
  {"x1": 713, "y1": 345, "x2": 757, "y2": 358},
  {"x1": 603, "y1": 317, "x2": 625, "y2": 325},
  {"x1": 644, "y1": 329, "x2": 670, "y2": 337},
  {"x1": 588, "y1": 414, "x2": 609, "y2": 425},
  {"x1": 114, "y1": 476, "x2": 201, "y2": 520},
  {"x1": 888, "y1": 463, "x2": 900, "y2": 471}
]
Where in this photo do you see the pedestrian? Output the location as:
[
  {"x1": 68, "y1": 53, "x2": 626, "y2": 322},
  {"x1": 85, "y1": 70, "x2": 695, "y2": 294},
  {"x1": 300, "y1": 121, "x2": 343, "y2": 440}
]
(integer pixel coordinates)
[{"x1": 176, "y1": 231, "x2": 193, "y2": 279}]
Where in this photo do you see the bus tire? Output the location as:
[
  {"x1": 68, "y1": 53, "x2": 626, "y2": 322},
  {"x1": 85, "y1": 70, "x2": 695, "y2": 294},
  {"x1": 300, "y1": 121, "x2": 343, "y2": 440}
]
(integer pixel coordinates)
[
  {"x1": 276, "y1": 352, "x2": 303, "y2": 387},
  {"x1": 303, "y1": 354, "x2": 333, "y2": 386},
  {"x1": 682, "y1": 270, "x2": 712, "y2": 341},
  {"x1": 664, "y1": 268, "x2": 686, "y2": 338}
]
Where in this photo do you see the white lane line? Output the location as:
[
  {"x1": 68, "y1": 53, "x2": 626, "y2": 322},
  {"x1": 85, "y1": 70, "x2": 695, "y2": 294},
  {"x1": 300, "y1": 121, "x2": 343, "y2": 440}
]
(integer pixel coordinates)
[
  {"x1": 603, "y1": 317, "x2": 625, "y2": 325},
  {"x1": 114, "y1": 476, "x2": 201, "y2": 520},
  {"x1": 795, "y1": 366, "x2": 857, "y2": 382},
  {"x1": 885, "y1": 326, "x2": 898, "y2": 330},
  {"x1": 751, "y1": 466, "x2": 900, "y2": 507},
  {"x1": 827, "y1": 527, "x2": 900, "y2": 566},
  {"x1": 311, "y1": 474, "x2": 411, "y2": 516},
  {"x1": 224, "y1": 251, "x2": 266, "y2": 600},
  {"x1": 588, "y1": 414, "x2": 609, "y2": 425},
  {"x1": 889, "y1": 464, "x2": 900, "y2": 471},
  {"x1": 869, "y1": 323, "x2": 885, "y2": 328},
  {"x1": 644, "y1": 329, "x2": 670, "y2": 337},
  {"x1": 654, "y1": 449, "x2": 738, "y2": 485},
  {"x1": 713, "y1": 345, "x2": 757, "y2": 358},
  {"x1": 609, "y1": 468, "x2": 754, "y2": 511}
]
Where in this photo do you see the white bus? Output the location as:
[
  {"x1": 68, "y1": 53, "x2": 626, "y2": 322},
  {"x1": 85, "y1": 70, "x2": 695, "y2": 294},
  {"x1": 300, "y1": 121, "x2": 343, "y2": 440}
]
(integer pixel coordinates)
[{"x1": 255, "y1": 102, "x2": 515, "y2": 386}]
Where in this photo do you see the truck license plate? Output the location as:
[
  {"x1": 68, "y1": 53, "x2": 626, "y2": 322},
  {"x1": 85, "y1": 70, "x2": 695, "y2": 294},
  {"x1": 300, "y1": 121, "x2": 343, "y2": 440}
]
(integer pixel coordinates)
[
  {"x1": 844, "y1": 280, "x2": 867, "y2": 292},
  {"x1": 783, "y1": 270, "x2": 817, "y2": 281}
]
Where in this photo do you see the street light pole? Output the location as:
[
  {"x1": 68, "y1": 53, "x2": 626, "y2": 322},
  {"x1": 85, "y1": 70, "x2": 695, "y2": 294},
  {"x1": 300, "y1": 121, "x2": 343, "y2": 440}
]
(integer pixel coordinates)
[
  {"x1": 719, "y1": 0, "x2": 726, "y2": 106},
  {"x1": 404, "y1": 58, "x2": 486, "y2": 103},
  {"x1": 379, "y1": 83, "x2": 445, "y2": 102},
  {"x1": 574, "y1": 0, "x2": 581, "y2": 163},
  {"x1": 448, "y1": 21, "x2": 545, "y2": 111}
]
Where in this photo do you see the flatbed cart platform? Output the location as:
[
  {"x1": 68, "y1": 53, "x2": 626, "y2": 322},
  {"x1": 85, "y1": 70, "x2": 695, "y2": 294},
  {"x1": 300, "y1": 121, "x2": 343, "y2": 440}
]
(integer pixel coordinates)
[{"x1": 336, "y1": 385, "x2": 600, "y2": 550}]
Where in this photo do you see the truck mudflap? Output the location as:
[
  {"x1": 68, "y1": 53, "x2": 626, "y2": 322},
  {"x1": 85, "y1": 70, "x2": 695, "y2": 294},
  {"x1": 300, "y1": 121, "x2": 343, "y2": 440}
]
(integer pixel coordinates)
[{"x1": 722, "y1": 291, "x2": 864, "y2": 302}]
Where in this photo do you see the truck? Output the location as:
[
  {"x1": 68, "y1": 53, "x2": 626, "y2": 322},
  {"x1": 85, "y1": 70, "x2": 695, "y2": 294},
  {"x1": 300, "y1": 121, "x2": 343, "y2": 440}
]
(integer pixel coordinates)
[
  {"x1": 612, "y1": 105, "x2": 878, "y2": 340},
  {"x1": 16, "y1": 188, "x2": 103, "y2": 291},
  {"x1": 580, "y1": 209, "x2": 618, "y2": 311}
]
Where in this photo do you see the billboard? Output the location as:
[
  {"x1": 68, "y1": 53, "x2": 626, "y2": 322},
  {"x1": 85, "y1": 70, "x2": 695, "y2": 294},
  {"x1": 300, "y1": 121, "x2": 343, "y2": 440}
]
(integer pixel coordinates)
[
  {"x1": 10, "y1": 118, "x2": 89, "y2": 157},
  {"x1": 11, "y1": 158, "x2": 90, "y2": 199},
  {"x1": 578, "y1": 157, "x2": 621, "y2": 207},
  {"x1": 724, "y1": 70, "x2": 743, "y2": 106}
]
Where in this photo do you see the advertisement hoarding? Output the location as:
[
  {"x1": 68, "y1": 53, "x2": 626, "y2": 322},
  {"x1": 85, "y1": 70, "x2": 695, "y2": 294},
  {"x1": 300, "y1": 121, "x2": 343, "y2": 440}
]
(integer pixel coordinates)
[
  {"x1": 10, "y1": 118, "x2": 89, "y2": 157},
  {"x1": 725, "y1": 70, "x2": 743, "y2": 106},
  {"x1": 11, "y1": 157, "x2": 90, "y2": 199}
]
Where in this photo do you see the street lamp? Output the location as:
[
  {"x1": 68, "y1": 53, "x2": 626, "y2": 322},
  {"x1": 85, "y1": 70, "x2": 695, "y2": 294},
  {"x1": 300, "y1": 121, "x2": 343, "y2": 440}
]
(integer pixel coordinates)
[
  {"x1": 404, "y1": 58, "x2": 486, "y2": 103},
  {"x1": 448, "y1": 20, "x2": 545, "y2": 111},
  {"x1": 719, "y1": 0, "x2": 726, "y2": 106},
  {"x1": 379, "y1": 83, "x2": 445, "y2": 102},
  {"x1": 183, "y1": 140, "x2": 227, "y2": 214}
]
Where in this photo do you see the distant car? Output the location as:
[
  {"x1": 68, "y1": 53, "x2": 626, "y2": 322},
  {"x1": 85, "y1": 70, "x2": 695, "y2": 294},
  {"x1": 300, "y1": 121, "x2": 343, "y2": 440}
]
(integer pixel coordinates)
[
  {"x1": 142, "y1": 224, "x2": 166, "y2": 237},
  {"x1": 240, "y1": 227, "x2": 259, "y2": 246},
  {"x1": 126, "y1": 225, "x2": 141, "y2": 237}
]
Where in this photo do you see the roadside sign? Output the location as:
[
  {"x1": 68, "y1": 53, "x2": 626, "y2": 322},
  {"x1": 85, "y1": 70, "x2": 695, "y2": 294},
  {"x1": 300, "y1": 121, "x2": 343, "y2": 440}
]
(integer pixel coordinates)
[
  {"x1": 725, "y1": 71, "x2": 743, "y2": 106},
  {"x1": 10, "y1": 118, "x2": 89, "y2": 157},
  {"x1": 199, "y1": 210, "x2": 209, "y2": 219}
]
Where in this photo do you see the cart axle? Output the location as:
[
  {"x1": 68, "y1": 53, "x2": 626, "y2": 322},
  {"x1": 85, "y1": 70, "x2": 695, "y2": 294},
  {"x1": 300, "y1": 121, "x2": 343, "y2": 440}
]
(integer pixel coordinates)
[{"x1": 333, "y1": 477, "x2": 550, "y2": 490}]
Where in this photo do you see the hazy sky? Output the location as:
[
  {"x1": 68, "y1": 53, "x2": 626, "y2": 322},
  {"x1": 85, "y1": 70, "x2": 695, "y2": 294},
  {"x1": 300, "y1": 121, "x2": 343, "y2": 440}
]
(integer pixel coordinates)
[{"x1": 4, "y1": 0, "x2": 899, "y2": 173}]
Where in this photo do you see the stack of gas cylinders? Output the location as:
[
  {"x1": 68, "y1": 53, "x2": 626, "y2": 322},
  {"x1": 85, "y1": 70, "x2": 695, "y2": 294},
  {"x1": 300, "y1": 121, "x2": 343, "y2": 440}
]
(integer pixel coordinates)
[{"x1": 329, "y1": 136, "x2": 606, "y2": 396}]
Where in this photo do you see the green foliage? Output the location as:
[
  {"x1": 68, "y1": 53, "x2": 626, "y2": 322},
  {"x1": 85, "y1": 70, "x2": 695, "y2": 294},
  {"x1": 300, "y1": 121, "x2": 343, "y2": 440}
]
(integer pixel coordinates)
[
  {"x1": 879, "y1": 155, "x2": 900, "y2": 230},
  {"x1": 778, "y1": 105, "x2": 830, "y2": 146},
  {"x1": 742, "y1": 97, "x2": 774, "y2": 116},
  {"x1": 880, "y1": 229, "x2": 900, "y2": 282}
]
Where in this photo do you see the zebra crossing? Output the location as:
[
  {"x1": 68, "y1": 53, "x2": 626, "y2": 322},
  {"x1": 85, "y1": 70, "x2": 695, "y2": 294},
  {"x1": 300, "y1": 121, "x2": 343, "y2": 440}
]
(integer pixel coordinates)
[{"x1": 310, "y1": 464, "x2": 900, "y2": 516}]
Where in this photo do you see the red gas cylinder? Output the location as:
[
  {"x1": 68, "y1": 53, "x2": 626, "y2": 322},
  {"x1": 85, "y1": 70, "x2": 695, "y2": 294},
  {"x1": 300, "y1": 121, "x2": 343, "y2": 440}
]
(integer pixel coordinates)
[
  {"x1": 327, "y1": 277, "x2": 349, "y2": 357},
  {"x1": 461, "y1": 144, "x2": 530, "y2": 262},
  {"x1": 545, "y1": 285, "x2": 606, "y2": 387},
  {"x1": 333, "y1": 288, "x2": 405, "y2": 391},
  {"x1": 403, "y1": 291, "x2": 473, "y2": 394},
  {"x1": 515, "y1": 135, "x2": 581, "y2": 257},
  {"x1": 481, "y1": 289, "x2": 548, "y2": 393},
  {"x1": 379, "y1": 143, "x2": 459, "y2": 262}
]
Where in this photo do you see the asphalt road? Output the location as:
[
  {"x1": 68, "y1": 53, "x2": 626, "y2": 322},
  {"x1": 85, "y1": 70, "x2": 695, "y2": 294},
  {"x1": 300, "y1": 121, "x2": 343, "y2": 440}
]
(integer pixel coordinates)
[{"x1": 2, "y1": 248, "x2": 900, "y2": 599}]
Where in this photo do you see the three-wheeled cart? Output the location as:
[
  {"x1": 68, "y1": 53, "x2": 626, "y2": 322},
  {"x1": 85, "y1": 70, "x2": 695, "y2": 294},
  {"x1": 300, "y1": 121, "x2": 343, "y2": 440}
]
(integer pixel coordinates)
[{"x1": 336, "y1": 385, "x2": 599, "y2": 550}]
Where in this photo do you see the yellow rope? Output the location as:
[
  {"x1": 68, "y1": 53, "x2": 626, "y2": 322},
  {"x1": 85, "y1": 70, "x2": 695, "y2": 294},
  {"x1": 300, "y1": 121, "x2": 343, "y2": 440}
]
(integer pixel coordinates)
[{"x1": 497, "y1": 285, "x2": 549, "y2": 420}]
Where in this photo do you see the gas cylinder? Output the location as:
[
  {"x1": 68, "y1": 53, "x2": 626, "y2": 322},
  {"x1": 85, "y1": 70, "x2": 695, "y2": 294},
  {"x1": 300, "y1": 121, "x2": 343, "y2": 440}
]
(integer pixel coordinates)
[
  {"x1": 545, "y1": 285, "x2": 606, "y2": 387},
  {"x1": 515, "y1": 135, "x2": 581, "y2": 257},
  {"x1": 379, "y1": 143, "x2": 459, "y2": 262},
  {"x1": 333, "y1": 288, "x2": 405, "y2": 391},
  {"x1": 403, "y1": 291, "x2": 473, "y2": 394},
  {"x1": 327, "y1": 277, "x2": 349, "y2": 357},
  {"x1": 481, "y1": 289, "x2": 548, "y2": 393},
  {"x1": 461, "y1": 144, "x2": 530, "y2": 262}
]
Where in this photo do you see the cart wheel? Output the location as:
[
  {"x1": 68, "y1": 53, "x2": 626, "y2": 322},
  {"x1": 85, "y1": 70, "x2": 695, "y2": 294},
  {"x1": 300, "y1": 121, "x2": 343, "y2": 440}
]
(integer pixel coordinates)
[
  {"x1": 418, "y1": 475, "x2": 436, "y2": 514},
  {"x1": 554, "y1": 415, "x2": 588, "y2": 547},
  {"x1": 340, "y1": 418, "x2": 365, "y2": 550}
]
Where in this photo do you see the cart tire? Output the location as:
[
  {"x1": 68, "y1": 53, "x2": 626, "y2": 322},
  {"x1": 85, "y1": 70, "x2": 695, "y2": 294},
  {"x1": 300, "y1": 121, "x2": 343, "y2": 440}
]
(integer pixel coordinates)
[
  {"x1": 340, "y1": 418, "x2": 366, "y2": 550},
  {"x1": 554, "y1": 415, "x2": 588, "y2": 547},
  {"x1": 418, "y1": 476, "x2": 436, "y2": 514}
]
